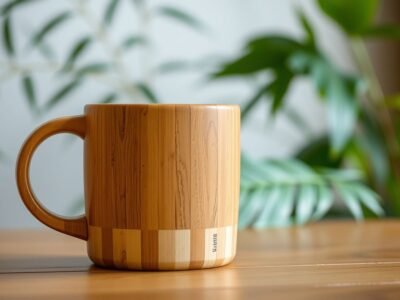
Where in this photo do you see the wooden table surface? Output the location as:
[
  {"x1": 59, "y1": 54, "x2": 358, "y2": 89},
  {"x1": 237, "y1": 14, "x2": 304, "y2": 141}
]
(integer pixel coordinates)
[{"x1": 1, "y1": 221, "x2": 400, "y2": 299}]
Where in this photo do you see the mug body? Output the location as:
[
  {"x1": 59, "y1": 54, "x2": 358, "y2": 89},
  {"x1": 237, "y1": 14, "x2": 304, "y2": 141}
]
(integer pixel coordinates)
[{"x1": 84, "y1": 104, "x2": 240, "y2": 270}]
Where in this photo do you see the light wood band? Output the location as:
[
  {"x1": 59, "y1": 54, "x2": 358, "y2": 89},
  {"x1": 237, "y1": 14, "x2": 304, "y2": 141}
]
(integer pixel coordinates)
[{"x1": 88, "y1": 225, "x2": 237, "y2": 270}]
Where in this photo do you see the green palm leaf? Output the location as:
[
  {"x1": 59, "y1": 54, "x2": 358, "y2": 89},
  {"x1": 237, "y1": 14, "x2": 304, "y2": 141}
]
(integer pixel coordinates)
[
  {"x1": 31, "y1": 11, "x2": 72, "y2": 46},
  {"x1": 136, "y1": 83, "x2": 158, "y2": 103},
  {"x1": 21, "y1": 75, "x2": 37, "y2": 113},
  {"x1": 61, "y1": 37, "x2": 92, "y2": 72},
  {"x1": 98, "y1": 93, "x2": 118, "y2": 104},
  {"x1": 75, "y1": 63, "x2": 110, "y2": 78},
  {"x1": 1, "y1": 0, "x2": 37, "y2": 16},
  {"x1": 156, "y1": 6, "x2": 206, "y2": 33},
  {"x1": 121, "y1": 35, "x2": 147, "y2": 50},
  {"x1": 240, "y1": 155, "x2": 383, "y2": 228},
  {"x1": 312, "y1": 185, "x2": 334, "y2": 220},
  {"x1": 296, "y1": 185, "x2": 317, "y2": 224},
  {"x1": 45, "y1": 80, "x2": 82, "y2": 110},
  {"x1": 2, "y1": 16, "x2": 13, "y2": 56},
  {"x1": 103, "y1": 0, "x2": 120, "y2": 26}
]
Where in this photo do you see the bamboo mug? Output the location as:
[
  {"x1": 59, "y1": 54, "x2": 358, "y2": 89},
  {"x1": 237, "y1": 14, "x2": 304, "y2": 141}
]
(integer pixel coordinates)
[{"x1": 16, "y1": 104, "x2": 241, "y2": 270}]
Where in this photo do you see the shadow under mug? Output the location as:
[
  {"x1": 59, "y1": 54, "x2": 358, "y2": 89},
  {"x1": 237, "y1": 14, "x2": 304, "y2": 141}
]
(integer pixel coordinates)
[{"x1": 16, "y1": 104, "x2": 241, "y2": 270}]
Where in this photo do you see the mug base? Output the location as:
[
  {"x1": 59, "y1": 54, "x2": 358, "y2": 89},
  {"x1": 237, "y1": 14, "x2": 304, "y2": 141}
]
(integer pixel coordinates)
[
  {"x1": 89, "y1": 255, "x2": 236, "y2": 271},
  {"x1": 87, "y1": 225, "x2": 238, "y2": 271}
]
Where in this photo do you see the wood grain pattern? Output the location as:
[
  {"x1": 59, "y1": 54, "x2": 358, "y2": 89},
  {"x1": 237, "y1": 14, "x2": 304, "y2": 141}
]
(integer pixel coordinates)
[
  {"x1": 16, "y1": 104, "x2": 240, "y2": 270},
  {"x1": 174, "y1": 229, "x2": 191, "y2": 269},
  {"x1": 84, "y1": 104, "x2": 240, "y2": 270},
  {"x1": 158, "y1": 230, "x2": 176, "y2": 270},
  {"x1": 158, "y1": 106, "x2": 176, "y2": 229},
  {"x1": 88, "y1": 225, "x2": 236, "y2": 270},
  {"x1": 2, "y1": 221, "x2": 400, "y2": 299},
  {"x1": 16, "y1": 116, "x2": 88, "y2": 240},
  {"x1": 141, "y1": 230, "x2": 159, "y2": 270},
  {"x1": 190, "y1": 228, "x2": 206, "y2": 269},
  {"x1": 190, "y1": 107, "x2": 218, "y2": 229},
  {"x1": 87, "y1": 226, "x2": 102, "y2": 263},
  {"x1": 175, "y1": 106, "x2": 192, "y2": 229},
  {"x1": 112, "y1": 228, "x2": 141, "y2": 269}
]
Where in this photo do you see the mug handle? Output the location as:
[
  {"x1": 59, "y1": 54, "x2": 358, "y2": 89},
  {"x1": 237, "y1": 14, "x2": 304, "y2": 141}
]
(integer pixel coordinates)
[{"x1": 16, "y1": 115, "x2": 88, "y2": 240}]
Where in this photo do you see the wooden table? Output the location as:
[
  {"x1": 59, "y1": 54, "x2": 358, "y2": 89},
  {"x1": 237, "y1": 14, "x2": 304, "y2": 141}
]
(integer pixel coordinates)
[{"x1": 1, "y1": 221, "x2": 400, "y2": 299}]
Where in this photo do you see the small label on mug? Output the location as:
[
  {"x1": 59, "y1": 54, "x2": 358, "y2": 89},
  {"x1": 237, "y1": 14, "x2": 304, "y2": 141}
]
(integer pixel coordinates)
[{"x1": 212, "y1": 233, "x2": 217, "y2": 253}]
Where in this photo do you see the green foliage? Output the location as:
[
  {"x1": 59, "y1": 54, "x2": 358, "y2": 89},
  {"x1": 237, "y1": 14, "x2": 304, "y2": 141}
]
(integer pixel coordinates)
[
  {"x1": 292, "y1": 53, "x2": 363, "y2": 153},
  {"x1": 45, "y1": 80, "x2": 81, "y2": 111},
  {"x1": 240, "y1": 84, "x2": 270, "y2": 121},
  {"x1": 157, "y1": 60, "x2": 192, "y2": 73},
  {"x1": 214, "y1": 36, "x2": 301, "y2": 77},
  {"x1": 240, "y1": 156, "x2": 383, "y2": 228},
  {"x1": 2, "y1": 16, "x2": 13, "y2": 56},
  {"x1": 355, "y1": 110, "x2": 389, "y2": 185},
  {"x1": 156, "y1": 6, "x2": 206, "y2": 33},
  {"x1": 0, "y1": 0, "x2": 37, "y2": 16},
  {"x1": 282, "y1": 107, "x2": 314, "y2": 138},
  {"x1": 136, "y1": 83, "x2": 158, "y2": 103},
  {"x1": 214, "y1": 17, "x2": 364, "y2": 153},
  {"x1": 386, "y1": 94, "x2": 400, "y2": 109},
  {"x1": 103, "y1": 0, "x2": 120, "y2": 26},
  {"x1": 31, "y1": 12, "x2": 72, "y2": 46},
  {"x1": 317, "y1": 0, "x2": 400, "y2": 39},
  {"x1": 2, "y1": 0, "x2": 397, "y2": 228},
  {"x1": 269, "y1": 68, "x2": 293, "y2": 114},
  {"x1": 121, "y1": 35, "x2": 147, "y2": 49},
  {"x1": 317, "y1": 0, "x2": 379, "y2": 34},
  {"x1": 214, "y1": 1, "x2": 400, "y2": 227},
  {"x1": 61, "y1": 36, "x2": 92, "y2": 73},
  {"x1": 361, "y1": 25, "x2": 400, "y2": 39},
  {"x1": 99, "y1": 93, "x2": 118, "y2": 104},
  {"x1": 296, "y1": 8, "x2": 316, "y2": 48},
  {"x1": 21, "y1": 75, "x2": 37, "y2": 112},
  {"x1": 296, "y1": 135, "x2": 343, "y2": 168},
  {"x1": 75, "y1": 63, "x2": 110, "y2": 78},
  {"x1": 0, "y1": 1, "x2": 207, "y2": 113},
  {"x1": 214, "y1": 2, "x2": 399, "y2": 157}
]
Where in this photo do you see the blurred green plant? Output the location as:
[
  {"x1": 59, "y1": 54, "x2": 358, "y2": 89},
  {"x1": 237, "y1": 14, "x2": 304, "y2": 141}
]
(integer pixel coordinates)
[
  {"x1": 0, "y1": 0, "x2": 208, "y2": 205},
  {"x1": 215, "y1": 0, "x2": 399, "y2": 226},
  {"x1": 240, "y1": 155, "x2": 383, "y2": 228},
  {"x1": 1, "y1": 0, "x2": 396, "y2": 227},
  {"x1": 0, "y1": 0, "x2": 206, "y2": 112}
]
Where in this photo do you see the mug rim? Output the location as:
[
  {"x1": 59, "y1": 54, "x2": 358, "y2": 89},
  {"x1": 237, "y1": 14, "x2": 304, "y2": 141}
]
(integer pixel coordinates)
[{"x1": 85, "y1": 103, "x2": 239, "y2": 109}]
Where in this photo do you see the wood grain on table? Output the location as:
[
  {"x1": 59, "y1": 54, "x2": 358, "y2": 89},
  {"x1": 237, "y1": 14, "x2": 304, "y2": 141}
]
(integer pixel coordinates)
[{"x1": 1, "y1": 221, "x2": 400, "y2": 299}]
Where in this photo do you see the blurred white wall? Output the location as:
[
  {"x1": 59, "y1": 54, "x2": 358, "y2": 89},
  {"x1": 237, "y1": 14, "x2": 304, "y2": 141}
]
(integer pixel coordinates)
[{"x1": 0, "y1": 0, "x2": 354, "y2": 228}]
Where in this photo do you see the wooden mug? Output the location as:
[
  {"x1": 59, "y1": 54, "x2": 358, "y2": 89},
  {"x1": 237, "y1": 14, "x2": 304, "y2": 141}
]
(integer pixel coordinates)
[{"x1": 16, "y1": 104, "x2": 241, "y2": 270}]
